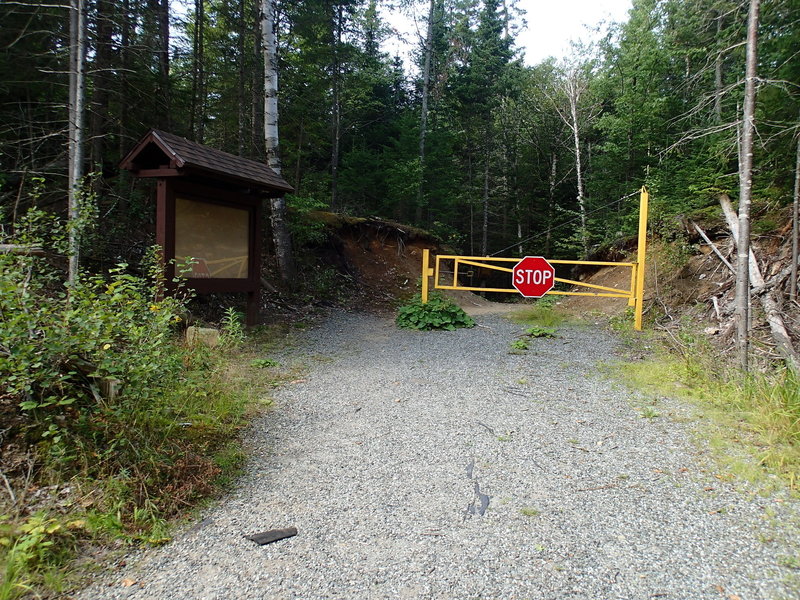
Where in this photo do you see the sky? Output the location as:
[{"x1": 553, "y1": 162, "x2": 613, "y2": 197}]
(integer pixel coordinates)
[{"x1": 380, "y1": 0, "x2": 633, "y2": 70}]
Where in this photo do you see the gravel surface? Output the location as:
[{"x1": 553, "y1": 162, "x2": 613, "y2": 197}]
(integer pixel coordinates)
[{"x1": 76, "y1": 310, "x2": 800, "y2": 600}]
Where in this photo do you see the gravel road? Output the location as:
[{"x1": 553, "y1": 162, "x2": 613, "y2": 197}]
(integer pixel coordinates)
[{"x1": 77, "y1": 310, "x2": 800, "y2": 600}]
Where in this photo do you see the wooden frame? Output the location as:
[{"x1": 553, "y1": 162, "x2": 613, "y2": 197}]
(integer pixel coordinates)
[
  {"x1": 122, "y1": 129, "x2": 294, "y2": 327},
  {"x1": 157, "y1": 180, "x2": 263, "y2": 324}
]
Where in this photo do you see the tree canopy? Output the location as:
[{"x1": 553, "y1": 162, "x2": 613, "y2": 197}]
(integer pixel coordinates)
[{"x1": 1, "y1": 0, "x2": 798, "y2": 262}]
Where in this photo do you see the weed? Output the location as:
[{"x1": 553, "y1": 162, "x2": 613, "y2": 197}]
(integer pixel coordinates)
[
  {"x1": 520, "y1": 507, "x2": 541, "y2": 517},
  {"x1": 396, "y1": 292, "x2": 475, "y2": 331},
  {"x1": 613, "y1": 344, "x2": 800, "y2": 493},
  {"x1": 250, "y1": 358, "x2": 280, "y2": 368},
  {"x1": 508, "y1": 298, "x2": 569, "y2": 328},
  {"x1": 525, "y1": 326, "x2": 556, "y2": 338},
  {"x1": 639, "y1": 406, "x2": 660, "y2": 419},
  {"x1": 510, "y1": 339, "x2": 530, "y2": 352},
  {"x1": 0, "y1": 512, "x2": 75, "y2": 600},
  {"x1": 221, "y1": 307, "x2": 246, "y2": 346},
  {"x1": 779, "y1": 556, "x2": 800, "y2": 570},
  {"x1": 0, "y1": 210, "x2": 294, "y2": 597}
]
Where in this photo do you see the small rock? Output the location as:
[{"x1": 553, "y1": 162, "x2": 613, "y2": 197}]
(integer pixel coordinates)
[{"x1": 186, "y1": 326, "x2": 220, "y2": 347}]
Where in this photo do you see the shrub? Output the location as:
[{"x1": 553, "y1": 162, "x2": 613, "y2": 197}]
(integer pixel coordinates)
[
  {"x1": 0, "y1": 209, "x2": 259, "y2": 598},
  {"x1": 396, "y1": 292, "x2": 475, "y2": 331}
]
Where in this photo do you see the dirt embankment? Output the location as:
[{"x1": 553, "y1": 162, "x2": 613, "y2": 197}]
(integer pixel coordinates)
[
  {"x1": 307, "y1": 209, "x2": 800, "y2": 361},
  {"x1": 310, "y1": 212, "x2": 631, "y2": 316}
]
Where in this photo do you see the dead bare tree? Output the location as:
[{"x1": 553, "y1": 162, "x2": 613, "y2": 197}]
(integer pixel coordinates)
[
  {"x1": 734, "y1": 0, "x2": 760, "y2": 371},
  {"x1": 792, "y1": 128, "x2": 799, "y2": 303},
  {"x1": 720, "y1": 194, "x2": 798, "y2": 371},
  {"x1": 546, "y1": 63, "x2": 597, "y2": 258}
]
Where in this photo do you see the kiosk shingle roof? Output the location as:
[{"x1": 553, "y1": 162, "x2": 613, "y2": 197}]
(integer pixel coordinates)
[{"x1": 121, "y1": 129, "x2": 293, "y2": 193}]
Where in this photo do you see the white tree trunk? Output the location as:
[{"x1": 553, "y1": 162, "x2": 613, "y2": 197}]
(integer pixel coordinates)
[
  {"x1": 567, "y1": 71, "x2": 588, "y2": 257},
  {"x1": 68, "y1": 0, "x2": 87, "y2": 286},
  {"x1": 482, "y1": 151, "x2": 489, "y2": 255},
  {"x1": 261, "y1": 0, "x2": 295, "y2": 283},
  {"x1": 735, "y1": 0, "x2": 760, "y2": 371},
  {"x1": 262, "y1": 0, "x2": 279, "y2": 173}
]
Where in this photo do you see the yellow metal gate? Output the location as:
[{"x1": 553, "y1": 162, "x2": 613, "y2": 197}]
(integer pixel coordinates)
[{"x1": 421, "y1": 187, "x2": 649, "y2": 330}]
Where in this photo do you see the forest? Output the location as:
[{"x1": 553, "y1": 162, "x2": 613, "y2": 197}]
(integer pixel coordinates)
[
  {"x1": 2, "y1": 1, "x2": 800, "y2": 596},
  {"x1": 2, "y1": 0, "x2": 798, "y2": 265}
]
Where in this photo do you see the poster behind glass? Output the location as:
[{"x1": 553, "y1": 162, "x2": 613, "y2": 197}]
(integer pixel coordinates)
[{"x1": 175, "y1": 197, "x2": 250, "y2": 279}]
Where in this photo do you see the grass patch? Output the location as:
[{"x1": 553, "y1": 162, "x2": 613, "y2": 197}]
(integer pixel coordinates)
[
  {"x1": 613, "y1": 346, "x2": 800, "y2": 494},
  {"x1": 507, "y1": 297, "x2": 572, "y2": 329},
  {"x1": 519, "y1": 507, "x2": 541, "y2": 517}
]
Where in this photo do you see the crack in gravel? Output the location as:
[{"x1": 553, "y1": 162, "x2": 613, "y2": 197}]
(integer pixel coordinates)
[{"x1": 75, "y1": 311, "x2": 800, "y2": 600}]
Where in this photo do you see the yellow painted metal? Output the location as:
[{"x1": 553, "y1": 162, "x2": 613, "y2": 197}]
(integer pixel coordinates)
[
  {"x1": 628, "y1": 263, "x2": 637, "y2": 307},
  {"x1": 634, "y1": 187, "x2": 649, "y2": 330},
  {"x1": 419, "y1": 188, "x2": 650, "y2": 330},
  {"x1": 421, "y1": 248, "x2": 432, "y2": 303},
  {"x1": 554, "y1": 276, "x2": 633, "y2": 295},
  {"x1": 549, "y1": 259, "x2": 637, "y2": 267}
]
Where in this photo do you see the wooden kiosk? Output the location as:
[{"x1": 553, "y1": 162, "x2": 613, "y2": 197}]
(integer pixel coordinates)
[{"x1": 120, "y1": 129, "x2": 293, "y2": 325}]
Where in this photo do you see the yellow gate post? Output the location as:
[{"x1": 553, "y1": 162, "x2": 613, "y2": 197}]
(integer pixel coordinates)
[
  {"x1": 421, "y1": 248, "x2": 434, "y2": 303},
  {"x1": 634, "y1": 186, "x2": 649, "y2": 331}
]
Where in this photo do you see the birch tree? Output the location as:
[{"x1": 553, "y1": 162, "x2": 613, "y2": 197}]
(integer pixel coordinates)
[
  {"x1": 547, "y1": 63, "x2": 595, "y2": 257},
  {"x1": 68, "y1": 0, "x2": 87, "y2": 285},
  {"x1": 262, "y1": 0, "x2": 295, "y2": 282}
]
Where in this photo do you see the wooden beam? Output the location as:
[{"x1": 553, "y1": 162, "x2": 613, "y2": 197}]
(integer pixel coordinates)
[
  {"x1": 0, "y1": 244, "x2": 44, "y2": 256},
  {"x1": 133, "y1": 168, "x2": 183, "y2": 177}
]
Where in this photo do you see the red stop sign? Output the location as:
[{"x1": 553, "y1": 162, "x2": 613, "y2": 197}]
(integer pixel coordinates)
[{"x1": 512, "y1": 256, "x2": 555, "y2": 298}]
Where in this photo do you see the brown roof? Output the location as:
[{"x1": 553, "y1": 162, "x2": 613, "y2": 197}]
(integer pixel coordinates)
[{"x1": 120, "y1": 129, "x2": 293, "y2": 193}]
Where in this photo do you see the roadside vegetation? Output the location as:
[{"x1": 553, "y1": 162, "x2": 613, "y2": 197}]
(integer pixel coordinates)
[
  {"x1": 614, "y1": 329, "x2": 800, "y2": 495},
  {"x1": 0, "y1": 211, "x2": 291, "y2": 599},
  {"x1": 601, "y1": 241, "x2": 800, "y2": 496}
]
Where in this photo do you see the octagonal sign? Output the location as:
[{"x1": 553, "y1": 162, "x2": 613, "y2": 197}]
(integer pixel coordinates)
[{"x1": 512, "y1": 256, "x2": 555, "y2": 298}]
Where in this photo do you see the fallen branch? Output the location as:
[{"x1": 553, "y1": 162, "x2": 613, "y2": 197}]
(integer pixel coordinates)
[
  {"x1": 719, "y1": 194, "x2": 799, "y2": 371},
  {"x1": 691, "y1": 220, "x2": 735, "y2": 274}
]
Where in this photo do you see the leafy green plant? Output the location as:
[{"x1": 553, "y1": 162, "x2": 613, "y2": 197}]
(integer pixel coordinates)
[
  {"x1": 509, "y1": 338, "x2": 530, "y2": 352},
  {"x1": 639, "y1": 406, "x2": 660, "y2": 419},
  {"x1": 395, "y1": 292, "x2": 474, "y2": 331},
  {"x1": 0, "y1": 513, "x2": 76, "y2": 600},
  {"x1": 221, "y1": 307, "x2": 246, "y2": 346},
  {"x1": 525, "y1": 326, "x2": 556, "y2": 338},
  {"x1": 250, "y1": 358, "x2": 279, "y2": 368},
  {"x1": 0, "y1": 209, "x2": 270, "y2": 597}
]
